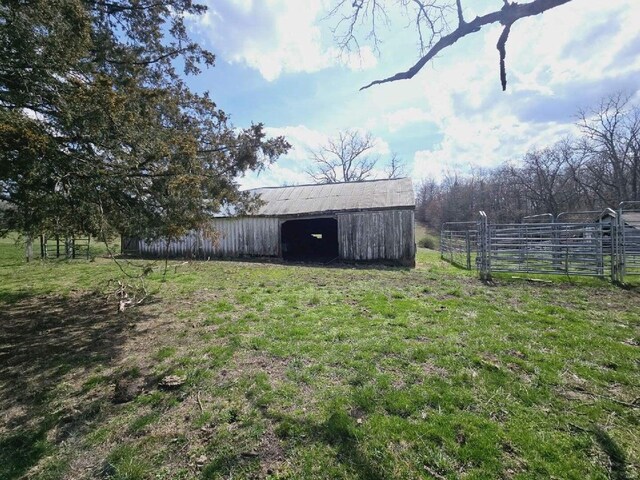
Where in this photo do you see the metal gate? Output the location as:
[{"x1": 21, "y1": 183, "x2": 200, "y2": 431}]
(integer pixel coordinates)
[
  {"x1": 440, "y1": 221, "x2": 477, "y2": 269},
  {"x1": 486, "y1": 221, "x2": 606, "y2": 277},
  {"x1": 440, "y1": 203, "x2": 640, "y2": 283}
]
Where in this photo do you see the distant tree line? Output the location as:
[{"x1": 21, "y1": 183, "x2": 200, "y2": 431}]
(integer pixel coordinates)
[{"x1": 416, "y1": 94, "x2": 640, "y2": 228}]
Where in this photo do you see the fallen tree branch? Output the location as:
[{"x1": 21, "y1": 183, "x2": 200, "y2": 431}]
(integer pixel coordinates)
[
  {"x1": 196, "y1": 390, "x2": 204, "y2": 413},
  {"x1": 423, "y1": 465, "x2": 447, "y2": 480},
  {"x1": 107, "y1": 278, "x2": 148, "y2": 313}
]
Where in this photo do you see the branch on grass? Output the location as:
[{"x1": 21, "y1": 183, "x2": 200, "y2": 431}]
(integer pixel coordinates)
[
  {"x1": 108, "y1": 278, "x2": 148, "y2": 313},
  {"x1": 359, "y1": 0, "x2": 572, "y2": 91}
]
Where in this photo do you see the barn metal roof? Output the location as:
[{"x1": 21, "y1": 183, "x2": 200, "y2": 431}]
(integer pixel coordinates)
[
  {"x1": 621, "y1": 212, "x2": 640, "y2": 228},
  {"x1": 599, "y1": 211, "x2": 640, "y2": 228},
  {"x1": 247, "y1": 178, "x2": 415, "y2": 217}
]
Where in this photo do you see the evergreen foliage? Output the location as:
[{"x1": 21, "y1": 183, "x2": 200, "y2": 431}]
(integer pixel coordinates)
[{"x1": 0, "y1": 0, "x2": 290, "y2": 240}]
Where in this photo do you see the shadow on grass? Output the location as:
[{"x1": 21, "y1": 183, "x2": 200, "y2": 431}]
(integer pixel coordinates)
[
  {"x1": 592, "y1": 426, "x2": 629, "y2": 480},
  {"x1": 0, "y1": 289, "x2": 36, "y2": 305},
  {"x1": 440, "y1": 258, "x2": 474, "y2": 272},
  {"x1": 0, "y1": 292, "x2": 153, "y2": 480},
  {"x1": 203, "y1": 407, "x2": 385, "y2": 480},
  {"x1": 318, "y1": 409, "x2": 385, "y2": 480},
  {"x1": 123, "y1": 252, "x2": 414, "y2": 271},
  {"x1": 0, "y1": 424, "x2": 51, "y2": 480}
]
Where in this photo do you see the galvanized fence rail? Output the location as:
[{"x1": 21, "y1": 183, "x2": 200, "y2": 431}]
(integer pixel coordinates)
[
  {"x1": 617, "y1": 201, "x2": 640, "y2": 282},
  {"x1": 440, "y1": 221, "x2": 477, "y2": 269},
  {"x1": 487, "y1": 222, "x2": 606, "y2": 277},
  {"x1": 440, "y1": 203, "x2": 640, "y2": 283}
]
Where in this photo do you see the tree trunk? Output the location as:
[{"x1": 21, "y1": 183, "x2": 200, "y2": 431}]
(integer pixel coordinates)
[{"x1": 25, "y1": 234, "x2": 33, "y2": 262}]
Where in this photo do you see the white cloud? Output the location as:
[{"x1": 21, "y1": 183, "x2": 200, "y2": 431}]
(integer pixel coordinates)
[
  {"x1": 238, "y1": 162, "x2": 310, "y2": 190},
  {"x1": 264, "y1": 125, "x2": 328, "y2": 159},
  {"x1": 198, "y1": 0, "x2": 640, "y2": 187},
  {"x1": 189, "y1": 0, "x2": 377, "y2": 81},
  {"x1": 396, "y1": 0, "x2": 640, "y2": 180},
  {"x1": 370, "y1": 136, "x2": 391, "y2": 156},
  {"x1": 379, "y1": 107, "x2": 433, "y2": 132},
  {"x1": 508, "y1": 2, "x2": 638, "y2": 83},
  {"x1": 411, "y1": 113, "x2": 577, "y2": 181}
]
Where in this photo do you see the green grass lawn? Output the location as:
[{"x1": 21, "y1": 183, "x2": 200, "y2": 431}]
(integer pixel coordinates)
[{"x1": 0, "y1": 235, "x2": 639, "y2": 479}]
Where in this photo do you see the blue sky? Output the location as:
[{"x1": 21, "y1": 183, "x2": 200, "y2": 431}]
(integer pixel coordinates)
[{"x1": 184, "y1": 0, "x2": 640, "y2": 189}]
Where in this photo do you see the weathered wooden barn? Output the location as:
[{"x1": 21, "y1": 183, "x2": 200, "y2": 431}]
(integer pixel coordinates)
[{"x1": 124, "y1": 178, "x2": 416, "y2": 266}]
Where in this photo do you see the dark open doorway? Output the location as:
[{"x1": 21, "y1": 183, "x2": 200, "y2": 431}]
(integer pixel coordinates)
[{"x1": 281, "y1": 217, "x2": 339, "y2": 262}]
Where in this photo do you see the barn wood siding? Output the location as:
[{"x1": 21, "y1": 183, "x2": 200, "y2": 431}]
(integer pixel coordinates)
[
  {"x1": 128, "y1": 209, "x2": 416, "y2": 266},
  {"x1": 134, "y1": 217, "x2": 280, "y2": 258},
  {"x1": 337, "y1": 209, "x2": 415, "y2": 265}
]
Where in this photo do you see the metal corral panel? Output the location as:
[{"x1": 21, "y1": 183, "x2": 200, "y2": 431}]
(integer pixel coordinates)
[
  {"x1": 250, "y1": 178, "x2": 415, "y2": 217},
  {"x1": 133, "y1": 217, "x2": 280, "y2": 258},
  {"x1": 337, "y1": 209, "x2": 415, "y2": 265}
]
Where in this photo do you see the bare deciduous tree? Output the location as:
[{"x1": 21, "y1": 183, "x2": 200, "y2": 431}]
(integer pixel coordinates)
[
  {"x1": 306, "y1": 130, "x2": 406, "y2": 183},
  {"x1": 415, "y1": 177, "x2": 441, "y2": 226},
  {"x1": 570, "y1": 94, "x2": 640, "y2": 204},
  {"x1": 329, "y1": 0, "x2": 573, "y2": 91},
  {"x1": 385, "y1": 153, "x2": 407, "y2": 179},
  {"x1": 508, "y1": 140, "x2": 584, "y2": 216},
  {"x1": 414, "y1": 94, "x2": 640, "y2": 226}
]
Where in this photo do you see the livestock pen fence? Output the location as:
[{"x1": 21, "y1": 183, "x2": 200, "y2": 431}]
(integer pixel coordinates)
[{"x1": 440, "y1": 202, "x2": 640, "y2": 283}]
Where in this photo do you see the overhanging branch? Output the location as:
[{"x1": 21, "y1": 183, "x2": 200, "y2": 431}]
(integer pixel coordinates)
[
  {"x1": 359, "y1": 0, "x2": 573, "y2": 91},
  {"x1": 496, "y1": 22, "x2": 512, "y2": 91}
]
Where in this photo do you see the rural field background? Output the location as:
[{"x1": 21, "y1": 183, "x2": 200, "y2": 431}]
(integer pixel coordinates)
[{"x1": 0, "y1": 233, "x2": 639, "y2": 480}]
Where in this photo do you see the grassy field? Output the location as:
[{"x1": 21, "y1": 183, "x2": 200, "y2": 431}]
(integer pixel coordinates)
[
  {"x1": 415, "y1": 223, "x2": 439, "y2": 250},
  {"x1": 1, "y1": 235, "x2": 639, "y2": 480}
]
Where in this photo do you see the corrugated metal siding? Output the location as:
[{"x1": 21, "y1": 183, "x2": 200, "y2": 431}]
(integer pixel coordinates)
[
  {"x1": 135, "y1": 217, "x2": 280, "y2": 257},
  {"x1": 337, "y1": 209, "x2": 415, "y2": 264}
]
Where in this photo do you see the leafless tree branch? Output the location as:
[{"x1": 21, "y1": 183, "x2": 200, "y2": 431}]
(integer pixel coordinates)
[
  {"x1": 455, "y1": 0, "x2": 464, "y2": 26},
  {"x1": 496, "y1": 22, "x2": 512, "y2": 91},
  {"x1": 385, "y1": 153, "x2": 407, "y2": 179},
  {"x1": 307, "y1": 130, "x2": 404, "y2": 183},
  {"x1": 343, "y1": 0, "x2": 573, "y2": 91}
]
